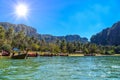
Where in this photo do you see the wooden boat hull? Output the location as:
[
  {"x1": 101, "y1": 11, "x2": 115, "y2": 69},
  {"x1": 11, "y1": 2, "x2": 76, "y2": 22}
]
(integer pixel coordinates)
[
  {"x1": 27, "y1": 53, "x2": 38, "y2": 57},
  {"x1": 40, "y1": 54, "x2": 53, "y2": 57},
  {"x1": 2, "y1": 54, "x2": 10, "y2": 56},
  {"x1": 2, "y1": 50, "x2": 10, "y2": 56},
  {"x1": 11, "y1": 53, "x2": 27, "y2": 59}
]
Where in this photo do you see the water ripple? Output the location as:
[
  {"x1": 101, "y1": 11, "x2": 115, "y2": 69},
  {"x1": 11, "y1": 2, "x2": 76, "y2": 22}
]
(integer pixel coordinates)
[{"x1": 0, "y1": 56, "x2": 120, "y2": 80}]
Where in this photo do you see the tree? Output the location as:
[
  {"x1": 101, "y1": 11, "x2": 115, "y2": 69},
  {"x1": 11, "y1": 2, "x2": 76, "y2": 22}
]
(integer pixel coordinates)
[
  {"x1": 12, "y1": 31, "x2": 25, "y2": 50},
  {"x1": 0, "y1": 26, "x2": 5, "y2": 39},
  {"x1": 88, "y1": 44, "x2": 97, "y2": 54},
  {"x1": 0, "y1": 26, "x2": 5, "y2": 49},
  {"x1": 66, "y1": 42, "x2": 75, "y2": 53},
  {"x1": 1, "y1": 44, "x2": 12, "y2": 52},
  {"x1": 5, "y1": 27, "x2": 14, "y2": 45},
  {"x1": 48, "y1": 43, "x2": 60, "y2": 53},
  {"x1": 84, "y1": 48, "x2": 89, "y2": 54},
  {"x1": 75, "y1": 41, "x2": 81, "y2": 51},
  {"x1": 31, "y1": 43, "x2": 40, "y2": 51},
  {"x1": 60, "y1": 40, "x2": 67, "y2": 53}
]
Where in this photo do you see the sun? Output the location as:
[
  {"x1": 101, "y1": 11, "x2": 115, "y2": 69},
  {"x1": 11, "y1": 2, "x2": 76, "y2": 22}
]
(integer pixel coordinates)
[{"x1": 15, "y1": 4, "x2": 28, "y2": 17}]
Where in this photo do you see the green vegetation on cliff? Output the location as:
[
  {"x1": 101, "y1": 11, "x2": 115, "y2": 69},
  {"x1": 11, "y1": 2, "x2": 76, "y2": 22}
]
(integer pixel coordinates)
[{"x1": 1, "y1": 22, "x2": 120, "y2": 55}]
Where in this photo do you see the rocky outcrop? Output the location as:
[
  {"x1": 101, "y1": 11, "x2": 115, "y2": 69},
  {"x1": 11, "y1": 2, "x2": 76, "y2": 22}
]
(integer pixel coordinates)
[
  {"x1": 91, "y1": 21, "x2": 120, "y2": 45},
  {"x1": 0, "y1": 22, "x2": 37, "y2": 36},
  {"x1": 57, "y1": 35, "x2": 88, "y2": 43},
  {"x1": 0, "y1": 22, "x2": 88, "y2": 43}
]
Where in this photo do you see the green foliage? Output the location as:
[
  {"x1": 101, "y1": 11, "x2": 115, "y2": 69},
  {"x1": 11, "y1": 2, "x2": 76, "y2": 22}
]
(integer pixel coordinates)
[
  {"x1": 48, "y1": 43, "x2": 60, "y2": 53},
  {"x1": 66, "y1": 42, "x2": 75, "y2": 53},
  {"x1": 84, "y1": 48, "x2": 89, "y2": 54},
  {"x1": 31, "y1": 43, "x2": 40, "y2": 51},
  {"x1": 0, "y1": 26, "x2": 5, "y2": 47},
  {"x1": 5, "y1": 27, "x2": 14, "y2": 45},
  {"x1": 105, "y1": 50, "x2": 115, "y2": 55},
  {"x1": 60, "y1": 40, "x2": 67, "y2": 53},
  {"x1": 1, "y1": 44, "x2": 12, "y2": 52},
  {"x1": 114, "y1": 46, "x2": 120, "y2": 54},
  {"x1": 0, "y1": 26, "x2": 5, "y2": 39},
  {"x1": 0, "y1": 26, "x2": 118, "y2": 55}
]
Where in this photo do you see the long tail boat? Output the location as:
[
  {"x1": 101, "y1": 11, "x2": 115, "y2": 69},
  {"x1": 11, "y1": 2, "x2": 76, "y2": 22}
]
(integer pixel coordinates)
[
  {"x1": 11, "y1": 53, "x2": 27, "y2": 59},
  {"x1": 27, "y1": 53, "x2": 38, "y2": 57},
  {"x1": 11, "y1": 50, "x2": 29, "y2": 59},
  {"x1": 2, "y1": 50, "x2": 10, "y2": 56},
  {"x1": 40, "y1": 53, "x2": 53, "y2": 57}
]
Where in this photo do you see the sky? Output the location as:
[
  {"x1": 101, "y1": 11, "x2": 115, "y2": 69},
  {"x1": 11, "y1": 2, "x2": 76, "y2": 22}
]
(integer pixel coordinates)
[{"x1": 0, "y1": 0, "x2": 120, "y2": 40}]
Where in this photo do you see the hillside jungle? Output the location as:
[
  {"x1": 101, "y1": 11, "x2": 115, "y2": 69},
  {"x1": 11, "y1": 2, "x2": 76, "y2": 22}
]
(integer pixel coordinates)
[{"x1": 0, "y1": 26, "x2": 120, "y2": 56}]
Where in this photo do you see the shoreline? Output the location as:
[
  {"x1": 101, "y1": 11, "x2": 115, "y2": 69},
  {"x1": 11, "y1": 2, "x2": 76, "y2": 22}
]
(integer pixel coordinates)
[
  {"x1": 69, "y1": 54, "x2": 120, "y2": 56},
  {"x1": 1, "y1": 52, "x2": 120, "y2": 57}
]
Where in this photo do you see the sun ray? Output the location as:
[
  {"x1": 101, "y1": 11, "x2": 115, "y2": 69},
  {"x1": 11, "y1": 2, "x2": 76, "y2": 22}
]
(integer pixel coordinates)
[
  {"x1": 15, "y1": 4, "x2": 28, "y2": 17},
  {"x1": 15, "y1": 3, "x2": 28, "y2": 17}
]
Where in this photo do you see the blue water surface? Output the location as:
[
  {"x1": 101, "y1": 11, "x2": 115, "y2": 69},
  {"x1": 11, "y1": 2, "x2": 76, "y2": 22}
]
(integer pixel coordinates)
[{"x1": 0, "y1": 56, "x2": 120, "y2": 80}]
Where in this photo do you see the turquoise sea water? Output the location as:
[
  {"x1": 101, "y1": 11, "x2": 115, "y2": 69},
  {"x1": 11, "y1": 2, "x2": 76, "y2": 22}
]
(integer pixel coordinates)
[{"x1": 0, "y1": 56, "x2": 120, "y2": 80}]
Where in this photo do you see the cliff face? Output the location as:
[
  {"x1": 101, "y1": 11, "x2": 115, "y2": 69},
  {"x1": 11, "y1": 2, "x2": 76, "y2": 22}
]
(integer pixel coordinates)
[
  {"x1": 57, "y1": 35, "x2": 88, "y2": 43},
  {"x1": 0, "y1": 22, "x2": 88, "y2": 43},
  {"x1": 91, "y1": 21, "x2": 120, "y2": 45},
  {"x1": 0, "y1": 22, "x2": 37, "y2": 37}
]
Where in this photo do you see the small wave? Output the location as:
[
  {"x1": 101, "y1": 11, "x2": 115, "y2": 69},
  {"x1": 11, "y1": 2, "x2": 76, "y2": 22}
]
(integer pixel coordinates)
[
  {"x1": 107, "y1": 71, "x2": 111, "y2": 74},
  {"x1": 101, "y1": 74, "x2": 106, "y2": 78},
  {"x1": 111, "y1": 65, "x2": 120, "y2": 68}
]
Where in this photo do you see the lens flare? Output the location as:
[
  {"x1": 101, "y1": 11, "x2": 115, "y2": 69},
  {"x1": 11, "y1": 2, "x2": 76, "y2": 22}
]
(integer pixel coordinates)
[{"x1": 15, "y1": 4, "x2": 28, "y2": 17}]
